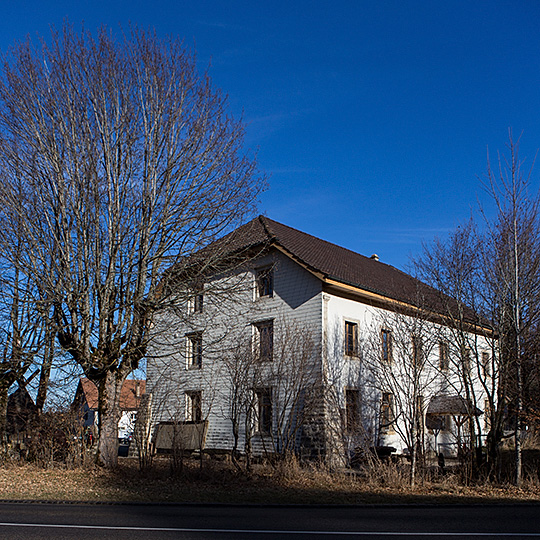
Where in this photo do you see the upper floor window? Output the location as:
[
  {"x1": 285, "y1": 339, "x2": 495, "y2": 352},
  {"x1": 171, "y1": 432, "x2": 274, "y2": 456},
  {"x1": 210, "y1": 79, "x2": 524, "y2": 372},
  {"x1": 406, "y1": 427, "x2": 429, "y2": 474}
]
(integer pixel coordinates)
[
  {"x1": 253, "y1": 320, "x2": 273, "y2": 361},
  {"x1": 381, "y1": 329, "x2": 392, "y2": 363},
  {"x1": 345, "y1": 321, "x2": 358, "y2": 356},
  {"x1": 191, "y1": 289, "x2": 204, "y2": 314},
  {"x1": 255, "y1": 266, "x2": 273, "y2": 298},
  {"x1": 187, "y1": 332, "x2": 203, "y2": 369},
  {"x1": 185, "y1": 390, "x2": 202, "y2": 422},
  {"x1": 439, "y1": 341, "x2": 449, "y2": 371}
]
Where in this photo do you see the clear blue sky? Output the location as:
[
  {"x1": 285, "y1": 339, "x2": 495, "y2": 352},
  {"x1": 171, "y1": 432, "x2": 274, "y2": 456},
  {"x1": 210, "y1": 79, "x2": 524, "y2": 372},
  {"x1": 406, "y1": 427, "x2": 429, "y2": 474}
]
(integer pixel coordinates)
[{"x1": 2, "y1": 1, "x2": 540, "y2": 270}]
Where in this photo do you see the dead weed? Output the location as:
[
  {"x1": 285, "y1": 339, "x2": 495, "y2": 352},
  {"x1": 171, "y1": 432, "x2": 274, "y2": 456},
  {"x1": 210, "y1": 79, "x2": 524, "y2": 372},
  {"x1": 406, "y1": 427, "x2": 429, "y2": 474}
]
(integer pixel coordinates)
[{"x1": 0, "y1": 456, "x2": 539, "y2": 504}]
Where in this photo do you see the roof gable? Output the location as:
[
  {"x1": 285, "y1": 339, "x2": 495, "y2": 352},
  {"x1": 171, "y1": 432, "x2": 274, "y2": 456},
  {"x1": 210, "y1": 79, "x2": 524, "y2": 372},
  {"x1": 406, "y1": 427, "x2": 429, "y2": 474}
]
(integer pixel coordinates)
[{"x1": 76, "y1": 378, "x2": 145, "y2": 411}]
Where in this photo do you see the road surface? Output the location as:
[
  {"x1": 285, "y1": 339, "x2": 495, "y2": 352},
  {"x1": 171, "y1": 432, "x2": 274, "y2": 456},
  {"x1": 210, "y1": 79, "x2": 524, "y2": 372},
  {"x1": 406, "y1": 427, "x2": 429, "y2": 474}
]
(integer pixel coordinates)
[{"x1": 0, "y1": 502, "x2": 539, "y2": 539}]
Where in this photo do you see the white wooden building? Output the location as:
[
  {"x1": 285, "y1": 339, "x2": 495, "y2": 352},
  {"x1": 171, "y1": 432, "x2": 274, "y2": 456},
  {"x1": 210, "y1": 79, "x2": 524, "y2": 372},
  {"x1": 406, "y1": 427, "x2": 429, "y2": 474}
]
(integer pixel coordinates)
[{"x1": 147, "y1": 216, "x2": 493, "y2": 462}]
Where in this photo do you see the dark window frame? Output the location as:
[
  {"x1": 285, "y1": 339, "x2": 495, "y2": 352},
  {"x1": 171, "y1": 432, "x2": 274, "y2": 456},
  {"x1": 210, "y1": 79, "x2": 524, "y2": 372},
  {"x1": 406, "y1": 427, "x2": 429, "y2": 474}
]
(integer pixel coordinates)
[
  {"x1": 186, "y1": 390, "x2": 202, "y2": 422},
  {"x1": 255, "y1": 387, "x2": 272, "y2": 435},
  {"x1": 192, "y1": 291, "x2": 204, "y2": 313},
  {"x1": 187, "y1": 332, "x2": 203, "y2": 369},
  {"x1": 381, "y1": 329, "x2": 392, "y2": 363},
  {"x1": 345, "y1": 321, "x2": 358, "y2": 356},
  {"x1": 254, "y1": 320, "x2": 274, "y2": 362},
  {"x1": 255, "y1": 266, "x2": 274, "y2": 298}
]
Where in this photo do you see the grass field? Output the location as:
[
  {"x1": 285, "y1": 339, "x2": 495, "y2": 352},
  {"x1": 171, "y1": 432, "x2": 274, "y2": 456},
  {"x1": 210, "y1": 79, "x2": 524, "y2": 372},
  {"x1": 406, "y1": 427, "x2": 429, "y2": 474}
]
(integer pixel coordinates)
[{"x1": 0, "y1": 456, "x2": 539, "y2": 505}]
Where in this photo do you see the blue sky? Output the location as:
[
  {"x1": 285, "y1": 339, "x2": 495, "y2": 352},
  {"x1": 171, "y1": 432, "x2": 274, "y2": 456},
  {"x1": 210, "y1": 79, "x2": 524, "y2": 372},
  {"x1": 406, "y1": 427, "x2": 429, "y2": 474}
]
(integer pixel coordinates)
[{"x1": 2, "y1": 1, "x2": 540, "y2": 270}]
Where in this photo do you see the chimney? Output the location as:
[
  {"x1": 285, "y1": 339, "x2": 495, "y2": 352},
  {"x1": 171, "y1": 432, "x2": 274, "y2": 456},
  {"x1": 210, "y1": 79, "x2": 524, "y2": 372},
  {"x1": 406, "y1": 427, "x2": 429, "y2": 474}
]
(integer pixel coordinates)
[{"x1": 370, "y1": 254, "x2": 379, "y2": 262}]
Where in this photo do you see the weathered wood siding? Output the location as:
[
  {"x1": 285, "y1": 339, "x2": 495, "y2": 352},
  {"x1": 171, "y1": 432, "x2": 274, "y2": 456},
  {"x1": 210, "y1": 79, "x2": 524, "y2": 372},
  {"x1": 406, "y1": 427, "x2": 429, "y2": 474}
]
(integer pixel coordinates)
[{"x1": 147, "y1": 249, "x2": 324, "y2": 455}]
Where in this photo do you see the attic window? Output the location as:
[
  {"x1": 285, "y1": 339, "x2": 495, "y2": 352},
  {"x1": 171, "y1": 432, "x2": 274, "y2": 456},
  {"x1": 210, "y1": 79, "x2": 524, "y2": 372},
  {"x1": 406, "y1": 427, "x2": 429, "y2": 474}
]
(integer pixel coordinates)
[{"x1": 255, "y1": 266, "x2": 273, "y2": 298}]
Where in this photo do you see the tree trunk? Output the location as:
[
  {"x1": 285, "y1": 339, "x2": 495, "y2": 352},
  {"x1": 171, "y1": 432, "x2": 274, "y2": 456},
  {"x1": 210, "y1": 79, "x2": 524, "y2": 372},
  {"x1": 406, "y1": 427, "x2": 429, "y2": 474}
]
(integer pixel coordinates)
[
  {"x1": 36, "y1": 325, "x2": 54, "y2": 413},
  {"x1": 0, "y1": 386, "x2": 8, "y2": 445},
  {"x1": 95, "y1": 371, "x2": 123, "y2": 468},
  {"x1": 515, "y1": 382, "x2": 523, "y2": 487},
  {"x1": 409, "y1": 443, "x2": 417, "y2": 487},
  {"x1": 486, "y1": 426, "x2": 502, "y2": 481}
]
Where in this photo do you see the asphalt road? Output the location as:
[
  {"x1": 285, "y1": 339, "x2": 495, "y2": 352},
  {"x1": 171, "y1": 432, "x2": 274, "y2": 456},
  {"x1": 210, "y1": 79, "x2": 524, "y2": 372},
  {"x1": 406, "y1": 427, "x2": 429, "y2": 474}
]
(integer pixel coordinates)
[{"x1": 0, "y1": 502, "x2": 539, "y2": 539}]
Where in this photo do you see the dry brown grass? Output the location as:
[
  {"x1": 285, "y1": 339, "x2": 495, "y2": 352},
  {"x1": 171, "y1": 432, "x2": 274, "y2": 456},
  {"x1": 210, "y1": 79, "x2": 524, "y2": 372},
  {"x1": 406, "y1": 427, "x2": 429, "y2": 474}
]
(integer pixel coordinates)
[{"x1": 0, "y1": 456, "x2": 539, "y2": 505}]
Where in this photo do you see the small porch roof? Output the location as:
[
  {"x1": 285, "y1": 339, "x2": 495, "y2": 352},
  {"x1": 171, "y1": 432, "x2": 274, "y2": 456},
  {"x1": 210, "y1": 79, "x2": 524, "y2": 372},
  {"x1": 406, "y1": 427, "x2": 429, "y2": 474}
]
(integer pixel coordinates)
[{"x1": 426, "y1": 394, "x2": 483, "y2": 416}]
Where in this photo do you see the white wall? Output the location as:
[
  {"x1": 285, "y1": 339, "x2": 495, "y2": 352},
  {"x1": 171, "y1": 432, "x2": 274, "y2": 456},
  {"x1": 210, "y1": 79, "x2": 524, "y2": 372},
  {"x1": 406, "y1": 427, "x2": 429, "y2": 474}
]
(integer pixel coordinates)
[
  {"x1": 147, "y1": 249, "x2": 494, "y2": 462},
  {"x1": 323, "y1": 291, "x2": 493, "y2": 457},
  {"x1": 147, "y1": 248, "x2": 324, "y2": 454}
]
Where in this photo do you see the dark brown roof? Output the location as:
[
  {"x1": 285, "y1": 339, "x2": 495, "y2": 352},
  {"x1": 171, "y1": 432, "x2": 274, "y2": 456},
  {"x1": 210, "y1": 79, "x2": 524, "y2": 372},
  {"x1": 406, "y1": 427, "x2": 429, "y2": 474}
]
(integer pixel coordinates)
[
  {"x1": 77, "y1": 378, "x2": 145, "y2": 411},
  {"x1": 427, "y1": 395, "x2": 483, "y2": 416},
  {"x1": 193, "y1": 216, "x2": 480, "y2": 322},
  {"x1": 260, "y1": 216, "x2": 429, "y2": 302}
]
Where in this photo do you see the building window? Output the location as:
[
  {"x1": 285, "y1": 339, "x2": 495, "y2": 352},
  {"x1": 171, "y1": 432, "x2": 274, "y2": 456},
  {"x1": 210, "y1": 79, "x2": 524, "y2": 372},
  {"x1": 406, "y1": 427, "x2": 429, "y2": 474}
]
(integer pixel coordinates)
[
  {"x1": 187, "y1": 332, "x2": 203, "y2": 369},
  {"x1": 254, "y1": 320, "x2": 273, "y2": 361},
  {"x1": 381, "y1": 329, "x2": 392, "y2": 363},
  {"x1": 186, "y1": 391, "x2": 202, "y2": 422},
  {"x1": 380, "y1": 392, "x2": 395, "y2": 433},
  {"x1": 345, "y1": 388, "x2": 360, "y2": 432},
  {"x1": 255, "y1": 388, "x2": 272, "y2": 435},
  {"x1": 439, "y1": 341, "x2": 449, "y2": 371},
  {"x1": 191, "y1": 288, "x2": 204, "y2": 314},
  {"x1": 481, "y1": 352, "x2": 490, "y2": 377},
  {"x1": 345, "y1": 321, "x2": 358, "y2": 356},
  {"x1": 255, "y1": 266, "x2": 273, "y2": 298},
  {"x1": 412, "y1": 335, "x2": 423, "y2": 367}
]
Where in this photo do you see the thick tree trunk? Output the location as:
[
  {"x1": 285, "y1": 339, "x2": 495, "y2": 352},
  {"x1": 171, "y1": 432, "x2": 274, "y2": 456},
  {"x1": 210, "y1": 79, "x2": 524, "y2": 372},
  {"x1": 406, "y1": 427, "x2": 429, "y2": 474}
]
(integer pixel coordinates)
[
  {"x1": 95, "y1": 371, "x2": 124, "y2": 468},
  {"x1": 486, "y1": 427, "x2": 502, "y2": 481}
]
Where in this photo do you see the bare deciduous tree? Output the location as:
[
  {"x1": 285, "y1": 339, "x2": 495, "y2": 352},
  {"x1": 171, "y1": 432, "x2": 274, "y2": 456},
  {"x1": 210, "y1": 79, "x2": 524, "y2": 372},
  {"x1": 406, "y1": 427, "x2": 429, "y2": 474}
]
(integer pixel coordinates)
[
  {"x1": 0, "y1": 25, "x2": 264, "y2": 467},
  {"x1": 222, "y1": 318, "x2": 320, "y2": 470},
  {"x1": 483, "y1": 133, "x2": 540, "y2": 486},
  {"x1": 417, "y1": 132, "x2": 540, "y2": 485},
  {"x1": 415, "y1": 222, "x2": 497, "y2": 478},
  {"x1": 0, "y1": 245, "x2": 51, "y2": 441},
  {"x1": 362, "y1": 309, "x2": 438, "y2": 486}
]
